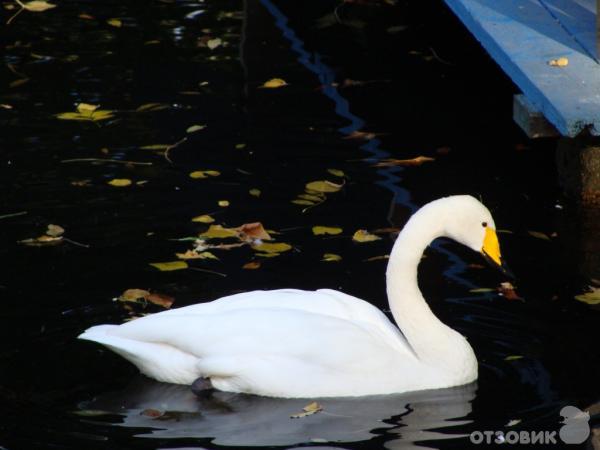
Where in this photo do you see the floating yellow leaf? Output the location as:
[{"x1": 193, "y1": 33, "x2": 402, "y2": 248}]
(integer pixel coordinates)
[
  {"x1": 364, "y1": 255, "x2": 389, "y2": 262},
  {"x1": 136, "y1": 103, "x2": 170, "y2": 112},
  {"x1": 373, "y1": 156, "x2": 435, "y2": 167},
  {"x1": 575, "y1": 287, "x2": 600, "y2": 305},
  {"x1": 504, "y1": 355, "x2": 524, "y2": 361},
  {"x1": 189, "y1": 170, "x2": 220, "y2": 179},
  {"x1": 292, "y1": 199, "x2": 315, "y2": 206},
  {"x1": 352, "y1": 229, "x2": 381, "y2": 243},
  {"x1": 305, "y1": 180, "x2": 342, "y2": 193},
  {"x1": 249, "y1": 188, "x2": 261, "y2": 197},
  {"x1": 21, "y1": 1, "x2": 56, "y2": 12},
  {"x1": 291, "y1": 401, "x2": 323, "y2": 419},
  {"x1": 548, "y1": 57, "x2": 568, "y2": 67},
  {"x1": 322, "y1": 253, "x2": 342, "y2": 262},
  {"x1": 199, "y1": 225, "x2": 238, "y2": 239},
  {"x1": 46, "y1": 224, "x2": 64, "y2": 237},
  {"x1": 140, "y1": 144, "x2": 170, "y2": 150},
  {"x1": 312, "y1": 226, "x2": 343, "y2": 236},
  {"x1": 469, "y1": 287, "x2": 495, "y2": 293},
  {"x1": 327, "y1": 168, "x2": 345, "y2": 177},
  {"x1": 252, "y1": 242, "x2": 292, "y2": 254},
  {"x1": 118, "y1": 288, "x2": 150, "y2": 303},
  {"x1": 186, "y1": 124, "x2": 206, "y2": 133},
  {"x1": 218, "y1": 200, "x2": 229, "y2": 207},
  {"x1": 149, "y1": 261, "x2": 188, "y2": 271},
  {"x1": 76, "y1": 103, "x2": 99, "y2": 113},
  {"x1": 176, "y1": 250, "x2": 218, "y2": 260},
  {"x1": 235, "y1": 143, "x2": 246, "y2": 150},
  {"x1": 299, "y1": 193, "x2": 323, "y2": 202},
  {"x1": 207, "y1": 38, "x2": 222, "y2": 50},
  {"x1": 261, "y1": 78, "x2": 288, "y2": 89},
  {"x1": 107, "y1": 18, "x2": 122, "y2": 27},
  {"x1": 108, "y1": 178, "x2": 132, "y2": 187},
  {"x1": 243, "y1": 261, "x2": 261, "y2": 270},
  {"x1": 192, "y1": 214, "x2": 215, "y2": 224}
]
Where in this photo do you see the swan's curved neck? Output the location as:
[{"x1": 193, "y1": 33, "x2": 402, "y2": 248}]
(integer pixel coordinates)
[{"x1": 386, "y1": 204, "x2": 467, "y2": 365}]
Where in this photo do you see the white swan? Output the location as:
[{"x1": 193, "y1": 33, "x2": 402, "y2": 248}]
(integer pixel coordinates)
[{"x1": 79, "y1": 195, "x2": 508, "y2": 398}]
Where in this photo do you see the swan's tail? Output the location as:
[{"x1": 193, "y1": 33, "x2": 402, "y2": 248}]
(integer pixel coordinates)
[{"x1": 78, "y1": 324, "x2": 199, "y2": 385}]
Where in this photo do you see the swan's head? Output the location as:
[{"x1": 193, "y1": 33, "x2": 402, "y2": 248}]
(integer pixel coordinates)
[{"x1": 439, "y1": 196, "x2": 509, "y2": 274}]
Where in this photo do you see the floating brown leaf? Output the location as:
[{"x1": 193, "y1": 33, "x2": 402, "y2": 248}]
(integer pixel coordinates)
[
  {"x1": 236, "y1": 222, "x2": 272, "y2": 242},
  {"x1": 243, "y1": 261, "x2": 261, "y2": 270},
  {"x1": 373, "y1": 156, "x2": 435, "y2": 167},
  {"x1": 498, "y1": 282, "x2": 524, "y2": 301}
]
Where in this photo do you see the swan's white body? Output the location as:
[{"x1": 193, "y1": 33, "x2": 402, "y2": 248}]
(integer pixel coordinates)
[{"x1": 80, "y1": 195, "x2": 504, "y2": 398}]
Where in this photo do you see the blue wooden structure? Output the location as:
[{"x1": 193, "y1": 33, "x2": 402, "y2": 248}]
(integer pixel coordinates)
[{"x1": 444, "y1": 0, "x2": 600, "y2": 137}]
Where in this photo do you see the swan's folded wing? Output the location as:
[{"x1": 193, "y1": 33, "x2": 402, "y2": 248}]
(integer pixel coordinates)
[{"x1": 157, "y1": 288, "x2": 414, "y2": 357}]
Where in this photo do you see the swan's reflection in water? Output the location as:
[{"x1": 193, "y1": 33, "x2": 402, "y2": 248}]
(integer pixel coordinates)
[{"x1": 80, "y1": 377, "x2": 475, "y2": 448}]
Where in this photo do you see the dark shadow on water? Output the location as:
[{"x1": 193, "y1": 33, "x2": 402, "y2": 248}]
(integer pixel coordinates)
[{"x1": 78, "y1": 376, "x2": 476, "y2": 448}]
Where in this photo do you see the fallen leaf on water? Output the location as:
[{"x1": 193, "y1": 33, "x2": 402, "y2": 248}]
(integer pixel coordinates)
[
  {"x1": 575, "y1": 287, "x2": 600, "y2": 305},
  {"x1": 290, "y1": 401, "x2": 323, "y2": 419},
  {"x1": 243, "y1": 261, "x2": 261, "y2": 270},
  {"x1": 192, "y1": 214, "x2": 215, "y2": 224},
  {"x1": 207, "y1": 38, "x2": 222, "y2": 50},
  {"x1": 9, "y1": 78, "x2": 30, "y2": 88},
  {"x1": 176, "y1": 250, "x2": 218, "y2": 260},
  {"x1": 46, "y1": 224, "x2": 64, "y2": 237},
  {"x1": 118, "y1": 289, "x2": 175, "y2": 308},
  {"x1": 305, "y1": 180, "x2": 342, "y2": 193},
  {"x1": 548, "y1": 57, "x2": 568, "y2": 67},
  {"x1": 21, "y1": 1, "x2": 56, "y2": 12},
  {"x1": 108, "y1": 178, "x2": 132, "y2": 187},
  {"x1": 261, "y1": 78, "x2": 288, "y2": 89},
  {"x1": 352, "y1": 230, "x2": 381, "y2": 243},
  {"x1": 506, "y1": 419, "x2": 522, "y2": 427},
  {"x1": 528, "y1": 231, "x2": 551, "y2": 241},
  {"x1": 186, "y1": 124, "x2": 206, "y2": 133},
  {"x1": 373, "y1": 156, "x2": 435, "y2": 167},
  {"x1": 499, "y1": 282, "x2": 524, "y2": 301},
  {"x1": 364, "y1": 255, "x2": 389, "y2": 262},
  {"x1": 292, "y1": 199, "x2": 315, "y2": 206},
  {"x1": 119, "y1": 289, "x2": 151, "y2": 302},
  {"x1": 136, "y1": 103, "x2": 170, "y2": 112},
  {"x1": 57, "y1": 104, "x2": 115, "y2": 122},
  {"x1": 140, "y1": 144, "x2": 170, "y2": 150},
  {"x1": 343, "y1": 130, "x2": 382, "y2": 140},
  {"x1": 107, "y1": 18, "x2": 122, "y2": 27},
  {"x1": 72, "y1": 409, "x2": 112, "y2": 417},
  {"x1": 249, "y1": 188, "x2": 261, "y2": 197},
  {"x1": 189, "y1": 170, "x2": 220, "y2": 179},
  {"x1": 322, "y1": 253, "x2": 342, "y2": 262},
  {"x1": 76, "y1": 103, "x2": 99, "y2": 113},
  {"x1": 504, "y1": 355, "x2": 524, "y2": 361},
  {"x1": 312, "y1": 226, "x2": 342, "y2": 236},
  {"x1": 237, "y1": 222, "x2": 272, "y2": 242},
  {"x1": 149, "y1": 261, "x2": 188, "y2": 271},
  {"x1": 19, "y1": 234, "x2": 62, "y2": 246},
  {"x1": 469, "y1": 287, "x2": 495, "y2": 293},
  {"x1": 199, "y1": 225, "x2": 238, "y2": 239},
  {"x1": 252, "y1": 242, "x2": 292, "y2": 254},
  {"x1": 218, "y1": 200, "x2": 229, "y2": 207},
  {"x1": 235, "y1": 143, "x2": 247, "y2": 150},
  {"x1": 0, "y1": 104, "x2": 14, "y2": 110},
  {"x1": 327, "y1": 168, "x2": 345, "y2": 177},
  {"x1": 78, "y1": 13, "x2": 94, "y2": 20}
]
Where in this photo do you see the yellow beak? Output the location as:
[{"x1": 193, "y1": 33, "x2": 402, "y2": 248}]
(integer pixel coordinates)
[{"x1": 482, "y1": 227, "x2": 502, "y2": 266}]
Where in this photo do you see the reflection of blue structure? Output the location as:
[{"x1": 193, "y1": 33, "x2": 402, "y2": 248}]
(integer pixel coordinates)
[{"x1": 444, "y1": 0, "x2": 600, "y2": 137}]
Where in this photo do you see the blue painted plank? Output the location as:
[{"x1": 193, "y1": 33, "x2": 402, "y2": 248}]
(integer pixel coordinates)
[
  {"x1": 542, "y1": 0, "x2": 596, "y2": 59},
  {"x1": 444, "y1": 0, "x2": 600, "y2": 137}
]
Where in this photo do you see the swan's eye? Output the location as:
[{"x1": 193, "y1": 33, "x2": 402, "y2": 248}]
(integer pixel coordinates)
[{"x1": 481, "y1": 221, "x2": 488, "y2": 228}]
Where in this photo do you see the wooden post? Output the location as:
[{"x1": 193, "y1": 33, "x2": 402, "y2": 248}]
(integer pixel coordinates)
[{"x1": 556, "y1": 134, "x2": 600, "y2": 206}]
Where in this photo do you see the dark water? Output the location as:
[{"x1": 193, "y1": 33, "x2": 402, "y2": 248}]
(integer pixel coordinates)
[{"x1": 1, "y1": 0, "x2": 598, "y2": 449}]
